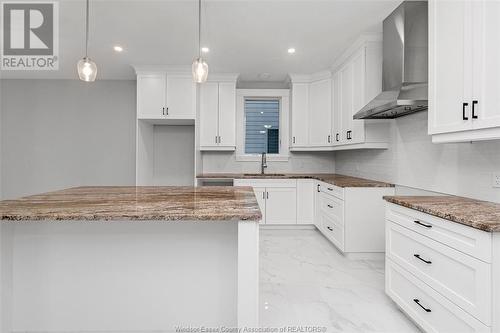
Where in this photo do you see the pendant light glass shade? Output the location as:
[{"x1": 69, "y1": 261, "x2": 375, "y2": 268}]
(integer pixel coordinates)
[
  {"x1": 192, "y1": 57, "x2": 208, "y2": 83},
  {"x1": 78, "y1": 0, "x2": 97, "y2": 82},
  {"x1": 193, "y1": 0, "x2": 208, "y2": 83},
  {"x1": 77, "y1": 56, "x2": 97, "y2": 82}
]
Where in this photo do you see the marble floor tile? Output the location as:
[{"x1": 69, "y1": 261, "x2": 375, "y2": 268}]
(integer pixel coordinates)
[{"x1": 259, "y1": 228, "x2": 420, "y2": 332}]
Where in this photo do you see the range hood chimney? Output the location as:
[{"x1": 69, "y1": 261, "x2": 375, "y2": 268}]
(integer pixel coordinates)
[{"x1": 354, "y1": 1, "x2": 428, "y2": 120}]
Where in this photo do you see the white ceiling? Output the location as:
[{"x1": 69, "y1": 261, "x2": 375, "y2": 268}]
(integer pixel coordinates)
[{"x1": 0, "y1": 0, "x2": 402, "y2": 82}]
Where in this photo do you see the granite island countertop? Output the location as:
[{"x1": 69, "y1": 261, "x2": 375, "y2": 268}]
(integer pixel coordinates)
[
  {"x1": 384, "y1": 195, "x2": 500, "y2": 232},
  {"x1": 197, "y1": 173, "x2": 394, "y2": 188},
  {"x1": 0, "y1": 186, "x2": 262, "y2": 222}
]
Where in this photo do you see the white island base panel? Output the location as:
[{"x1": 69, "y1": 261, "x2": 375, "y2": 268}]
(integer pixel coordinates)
[{"x1": 0, "y1": 220, "x2": 259, "y2": 332}]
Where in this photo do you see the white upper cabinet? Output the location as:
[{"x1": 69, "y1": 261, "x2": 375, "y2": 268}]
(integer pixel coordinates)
[
  {"x1": 290, "y1": 82, "x2": 309, "y2": 147},
  {"x1": 332, "y1": 72, "x2": 342, "y2": 145},
  {"x1": 308, "y1": 76, "x2": 332, "y2": 147},
  {"x1": 165, "y1": 74, "x2": 196, "y2": 118},
  {"x1": 199, "y1": 76, "x2": 237, "y2": 150},
  {"x1": 199, "y1": 82, "x2": 219, "y2": 147},
  {"x1": 135, "y1": 69, "x2": 196, "y2": 121},
  {"x1": 217, "y1": 82, "x2": 237, "y2": 147},
  {"x1": 428, "y1": 0, "x2": 472, "y2": 136},
  {"x1": 430, "y1": 0, "x2": 500, "y2": 142},
  {"x1": 331, "y1": 35, "x2": 386, "y2": 149},
  {"x1": 137, "y1": 74, "x2": 166, "y2": 119}
]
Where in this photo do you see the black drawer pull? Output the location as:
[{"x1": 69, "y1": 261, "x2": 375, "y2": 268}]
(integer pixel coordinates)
[
  {"x1": 472, "y1": 100, "x2": 478, "y2": 119},
  {"x1": 414, "y1": 220, "x2": 432, "y2": 228},
  {"x1": 414, "y1": 254, "x2": 432, "y2": 264},
  {"x1": 326, "y1": 226, "x2": 333, "y2": 231},
  {"x1": 336, "y1": 133, "x2": 339, "y2": 142},
  {"x1": 462, "y1": 102, "x2": 469, "y2": 120},
  {"x1": 317, "y1": 184, "x2": 320, "y2": 192},
  {"x1": 413, "y1": 299, "x2": 431, "y2": 312},
  {"x1": 327, "y1": 204, "x2": 333, "y2": 208},
  {"x1": 327, "y1": 187, "x2": 333, "y2": 191}
]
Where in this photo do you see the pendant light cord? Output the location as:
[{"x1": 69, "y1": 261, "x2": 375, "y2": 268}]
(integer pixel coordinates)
[
  {"x1": 85, "y1": 0, "x2": 89, "y2": 57},
  {"x1": 198, "y1": 0, "x2": 201, "y2": 58}
]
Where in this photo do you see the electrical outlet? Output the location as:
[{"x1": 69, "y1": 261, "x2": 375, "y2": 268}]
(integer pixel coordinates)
[{"x1": 493, "y1": 173, "x2": 500, "y2": 188}]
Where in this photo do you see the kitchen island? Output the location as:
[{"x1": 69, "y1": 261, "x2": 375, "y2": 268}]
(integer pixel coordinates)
[{"x1": 0, "y1": 186, "x2": 261, "y2": 332}]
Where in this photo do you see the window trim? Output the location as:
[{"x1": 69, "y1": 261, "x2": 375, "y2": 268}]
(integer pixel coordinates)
[{"x1": 236, "y1": 89, "x2": 290, "y2": 162}]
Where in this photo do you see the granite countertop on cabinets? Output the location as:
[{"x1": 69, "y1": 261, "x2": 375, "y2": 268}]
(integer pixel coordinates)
[
  {"x1": 384, "y1": 195, "x2": 500, "y2": 232},
  {"x1": 0, "y1": 186, "x2": 262, "y2": 222},
  {"x1": 197, "y1": 173, "x2": 394, "y2": 188}
]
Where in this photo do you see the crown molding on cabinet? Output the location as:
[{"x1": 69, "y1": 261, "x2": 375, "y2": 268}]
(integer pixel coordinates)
[{"x1": 330, "y1": 33, "x2": 382, "y2": 72}]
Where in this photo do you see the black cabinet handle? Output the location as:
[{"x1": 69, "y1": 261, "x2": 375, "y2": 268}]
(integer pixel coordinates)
[
  {"x1": 414, "y1": 220, "x2": 432, "y2": 229},
  {"x1": 462, "y1": 102, "x2": 469, "y2": 120},
  {"x1": 166, "y1": 107, "x2": 169, "y2": 116},
  {"x1": 162, "y1": 107, "x2": 166, "y2": 116},
  {"x1": 317, "y1": 184, "x2": 320, "y2": 192},
  {"x1": 328, "y1": 135, "x2": 331, "y2": 143},
  {"x1": 414, "y1": 254, "x2": 432, "y2": 264},
  {"x1": 327, "y1": 226, "x2": 333, "y2": 231},
  {"x1": 262, "y1": 192, "x2": 265, "y2": 199},
  {"x1": 413, "y1": 299, "x2": 431, "y2": 313},
  {"x1": 327, "y1": 204, "x2": 333, "y2": 208},
  {"x1": 347, "y1": 130, "x2": 352, "y2": 140},
  {"x1": 266, "y1": 192, "x2": 269, "y2": 199},
  {"x1": 336, "y1": 133, "x2": 339, "y2": 142},
  {"x1": 293, "y1": 136, "x2": 296, "y2": 144},
  {"x1": 472, "y1": 100, "x2": 478, "y2": 119},
  {"x1": 327, "y1": 187, "x2": 333, "y2": 191}
]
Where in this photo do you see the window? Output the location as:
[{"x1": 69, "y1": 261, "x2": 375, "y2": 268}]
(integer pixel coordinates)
[
  {"x1": 244, "y1": 98, "x2": 280, "y2": 154},
  {"x1": 236, "y1": 89, "x2": 290, "y2": 161}
]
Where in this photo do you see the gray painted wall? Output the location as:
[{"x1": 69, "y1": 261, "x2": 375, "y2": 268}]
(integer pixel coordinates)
[
  {"x1": 0, "y1": 79, "x2": 136, "y2": 199},
  {"x1": 335, "y1": 111, "x2": 500, "y2": 203}
]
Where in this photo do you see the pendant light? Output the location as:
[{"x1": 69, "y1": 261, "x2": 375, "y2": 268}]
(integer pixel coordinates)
[
  {"x1": 77, "y1": 0, "x2": 97, "y2": 82},
  {"x1": 192, "y1": 0, "x2": 208, "y2": 83}
]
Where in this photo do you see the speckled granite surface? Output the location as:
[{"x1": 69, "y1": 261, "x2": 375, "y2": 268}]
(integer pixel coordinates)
[
  {"x1": 0, "y1": 186, "x2": 262, "y2": 222},
  {"x1": 384, "y1": 196, "x2": 500, "y2": 232},
  {"x1": 197, "y1": 173, "x2": 394, "y2": 188}
]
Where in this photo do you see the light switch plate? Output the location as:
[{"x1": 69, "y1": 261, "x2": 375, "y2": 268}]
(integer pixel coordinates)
[{"x1": 493, "y1": 173, "x2": 500, "y2": 188}]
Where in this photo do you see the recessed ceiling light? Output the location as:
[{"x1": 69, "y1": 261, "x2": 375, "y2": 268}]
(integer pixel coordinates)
[
  {"x1": 201, "y1": 47, "x2": 210, "y2": 53},
  {"x1": 113, "y1": 45, "x2": 124, "y2": 52},
  {"x1": 287, "y1": 47, "x2": 296, "y2": 54}
]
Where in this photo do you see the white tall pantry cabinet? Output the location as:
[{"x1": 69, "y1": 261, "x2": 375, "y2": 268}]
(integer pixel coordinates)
[{"x1": 429, "y1": 0, "x2": 500, "y2": 143}]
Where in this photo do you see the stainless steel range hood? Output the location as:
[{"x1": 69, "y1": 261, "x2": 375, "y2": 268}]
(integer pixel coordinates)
[{"x1": 354, "y1": 1, "x2": 428, "y2": 120}]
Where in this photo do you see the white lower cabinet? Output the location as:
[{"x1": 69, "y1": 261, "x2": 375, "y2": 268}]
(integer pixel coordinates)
[
  {"x1": 314, "y1": 181, "x2": 395, "y2": 253},
  {"x1": 385, "y1": 203, "x2": 500, "y2": 332},
  {"x1": 234, "y1": 179, "x2": 297, "y2": 225}
]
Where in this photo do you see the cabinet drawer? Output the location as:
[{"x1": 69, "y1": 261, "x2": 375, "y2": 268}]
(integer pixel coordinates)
[
  {"x1": 386, "y1": 259, "x2": 491, "y2": 333},
  {"x1": 319, "y1": 212, "x2": 344, "y2": 252},
  {"x1": 319, "y1": 193, "x2": 343, "y2": 224},
  {"x1": 387, "y1": 222, "x2": 492, "y2": 324},
  {"x1": 386, "y1": 203, "x2": 492, "y2": 262},
  {"x1": 319, "y1": 182, "x2": 344, "y2": 200}
]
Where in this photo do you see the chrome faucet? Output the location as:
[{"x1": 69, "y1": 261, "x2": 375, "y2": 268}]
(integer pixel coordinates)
[{"x1": 261, "y1": 152, "x2": 267, "y2": 175}]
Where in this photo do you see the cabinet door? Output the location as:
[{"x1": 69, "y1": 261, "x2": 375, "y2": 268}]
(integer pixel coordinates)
[
  {"x1": 471, "y1": 0, "x2": 500, "y2": 130},
  {"x1": 350, "y1": 49, "x2": 366, "y2": 144},
  {"x1": 137, "y1": 75, "x2": 165, "y2": 119},
  {"x1": 428, "y1": 0, "x2": 473, "y2": 134},
  {"x1": 253, "y1": 187, "x2": 266, "y2": 224},
  {"x1": 296, "y1": 180, "x2": 314, "y2": 225},
  {"x1": 290, "y1": 83, "x2": 309, "y2": 146},
  {"x1": 308, "y1": 79, "x2": 332, "y2": 146},
  {"x1": 199, "y1": 82, "x2": 219, "y2": 147},
  {"x1": 218, "y1": 82, "x2": 236, "y2": 147},
  {"x1": 332, "y1": 72, "x2": 342, "y2": 145},
  {"x1": 340, "y1": 64, "x2": 353, "y2": 144},
  {"x1": 265, "y1": 187, "x2": 297, "y2": 225},
  {"x1": 165, "y1": 74, "x2": 196, "y2": 118}
]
